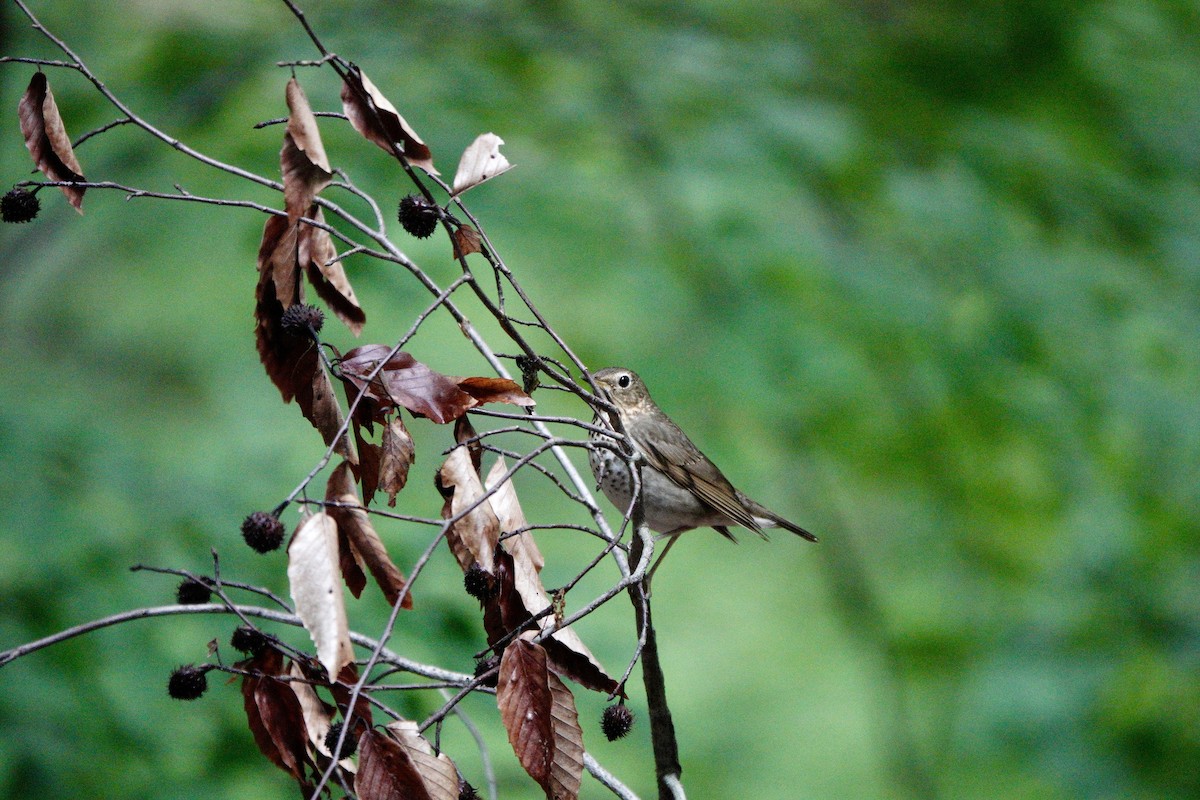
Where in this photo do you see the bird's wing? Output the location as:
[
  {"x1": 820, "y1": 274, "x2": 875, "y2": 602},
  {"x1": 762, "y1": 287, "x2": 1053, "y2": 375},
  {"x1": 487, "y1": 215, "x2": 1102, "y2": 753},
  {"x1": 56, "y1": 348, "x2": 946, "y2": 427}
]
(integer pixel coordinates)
[{"x1": 632, "y1": 417, "x2": 763, "y2": 532}]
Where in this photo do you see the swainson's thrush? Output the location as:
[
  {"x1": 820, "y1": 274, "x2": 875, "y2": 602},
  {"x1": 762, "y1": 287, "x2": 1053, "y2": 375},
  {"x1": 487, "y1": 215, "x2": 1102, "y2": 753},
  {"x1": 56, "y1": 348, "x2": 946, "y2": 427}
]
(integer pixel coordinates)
[{"x1": 588, "y1": 367, "x2": 817, "y2": 543}]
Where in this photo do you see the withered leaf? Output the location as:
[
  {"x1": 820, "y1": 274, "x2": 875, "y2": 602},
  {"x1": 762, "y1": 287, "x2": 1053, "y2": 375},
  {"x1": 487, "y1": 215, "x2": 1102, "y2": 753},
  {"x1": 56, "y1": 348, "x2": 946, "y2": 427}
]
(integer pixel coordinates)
[
  {"x1": 497, "y1": 637, "x2": 584, "y2": 799},
  {"x1": 338, "y1": 346, "x2": 474, "y2": 424},
  {"x1": 485, "y1": 459, "x2": 617, "y2": 696},
  {"x1": 288, "y1": 512, "x2": 354, "y2": 680},
  {"x1": 302, "y1": 212, "x2": 365, "y2": 335},
  {"x1": 451, "y1": 132, "x2": 513, "y2": 196},
  {"x1": 355, "y1": 728, "x2": 435, "y2": 800},
  {"x1": 384, "y1": 721, "x2": 460, "y2": 800},
  {"x1": 255, "y1": 214, "x2": 355, "y2": 461},
  {"x1": 282, "y1": 77, "x2": 333, "y2": 220},
  {"x1": 341, "y1": 63, "x2": 437, "y2": 175},
  {"x1": 436, "y1": 445, "x2": 500, "y2": 574},
  {"x1": 18, "y1": 72, "x2": 85, "y2": 212},
  {"x1": 326, "y1": 461, "x2": 414, "y2": 609},
  {"x1": 456, "y1": 376, "x2": 535, "y2": 409},
  {"x1": 240, "y1": 648, "x2": 313, "y2": 788},
  {"x1": 287, "y1": 659, "x2": 355, "y2": 769},
  {"x1": 546, "y1": 670, "x2": 585, "y2": 800},
  {"x1": 378, "y1": 414, "x2": 415, "y2": 506},
  {"x1": 451, "y1": 225, "x2": 483, "y2": 258}
]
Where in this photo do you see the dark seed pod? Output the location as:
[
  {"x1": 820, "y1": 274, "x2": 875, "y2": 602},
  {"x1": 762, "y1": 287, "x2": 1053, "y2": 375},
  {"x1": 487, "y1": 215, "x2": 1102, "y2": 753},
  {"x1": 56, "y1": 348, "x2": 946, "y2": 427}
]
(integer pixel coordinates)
[
  {"x1": 324, "y1": 721, "x2": 358, "y2": 758},
  {"x1": 230, "y1": 624, "x2": 268, "y2": 656},
  {"x1": 167, "y1": 664, "x2": 210, "y2": 700},
  {"x1": 176, "y1": 577, "x2": 213, "y2": 605},
  {"x1": 473, "y1": 655, "x2": 500, "y2": 688},
  {"x1": 458, "y1": 779, "x2": 481, "y2": 800},
  {"x1": 1, "y1": 188, "x2": 40, "y2": 223},
  {"x1": 397, "y1": 193, "x2": 439, "y2": 239},
  {"x1": 463, "y1": 564, "x2": 493, "y2": 601},
  {"x1": 241, "y1": 511, "x2": 285, "y2": 553},
  {"x1": 601, "y1": 703, "x2": 635, "y2": 741},
  {"x1": 280, "y1": 303, "x2": 325, "y2": 337}
]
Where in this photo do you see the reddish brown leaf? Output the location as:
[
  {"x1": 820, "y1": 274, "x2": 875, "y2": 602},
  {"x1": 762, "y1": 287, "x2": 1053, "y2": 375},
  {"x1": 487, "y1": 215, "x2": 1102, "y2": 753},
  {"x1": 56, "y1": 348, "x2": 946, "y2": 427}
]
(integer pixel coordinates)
[
  {"x1": 497, "y1": 638, "x2": 556, "y2": 793},
  {"x1": 282, "y1": 77, "x2": 332, "y2": 220},
  {"x1": 456, "y1": 376, "x2": 535, "y2": 409},
  {"x1": 355, "y1": 728, "x2": 434, "y2": 800},
  {"x1": 378, "y1": 414, "x2": 415, "y2": 506},
  {"x1": 338, "y1": 346, "x2": 474, "y2": 424},
  {"x1": 341, "y1": 64, "x2": 437, "y2": 175},
  {"x1": 302, "y1": 214, "x2": 365, "y2": 335},
  {"x1": 288, "y1": 512, "x2": 354, "y2": 680},
  {"x1": 436, "y1": 445, "x2": 500, "y2": 574},
  {"x1": 240, "y1": 648, "x2": 313, "y2": 788},
  {"x1": 451, "y1": 132, "x2": 513, "y2": 196},
  {"x1": 451, "y1": 225, "x2": 483, "y2": 257},
  {"x1": 384, "y1": 722, "x2": 460, "y2": 800},
  {"x1": 18, "y1": 72, "x2": 85, "y2": 212},
  {"x1": 326, "y1": 461, "x2": 413, "y2": 609}
]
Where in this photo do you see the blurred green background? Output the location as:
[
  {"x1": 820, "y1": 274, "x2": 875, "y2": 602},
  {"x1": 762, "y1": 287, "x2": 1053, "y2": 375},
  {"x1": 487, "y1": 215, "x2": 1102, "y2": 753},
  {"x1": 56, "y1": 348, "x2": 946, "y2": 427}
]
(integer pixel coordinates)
[{"x1": 2, "y1": 0, "x2": 1198, "y2": 798}]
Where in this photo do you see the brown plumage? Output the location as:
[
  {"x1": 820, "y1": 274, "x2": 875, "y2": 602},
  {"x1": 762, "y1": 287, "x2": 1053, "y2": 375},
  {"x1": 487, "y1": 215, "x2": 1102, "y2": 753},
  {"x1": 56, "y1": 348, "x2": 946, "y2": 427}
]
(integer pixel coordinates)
[{"x1": 588, "y1": 367, "x2": 817, "y2": 543}]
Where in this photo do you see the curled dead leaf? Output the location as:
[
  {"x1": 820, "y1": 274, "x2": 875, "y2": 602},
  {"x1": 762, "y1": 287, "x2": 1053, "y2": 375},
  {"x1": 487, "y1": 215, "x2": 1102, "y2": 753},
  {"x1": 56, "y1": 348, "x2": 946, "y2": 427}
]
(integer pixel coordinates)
[
  {"x1": 18, "y1": 72, "x2": 85, "y2": 212},
  {"x1": 302, "y1": 210, "x2": 365, "y2": 335},
  {"x1": 341, "y1": 63, "x2": 437, "y2": 174},
  {"x1": 326, "y1": 461, "x2": 414, "y2": 609},
  {"x1": 282, "y1": 77, "x2": 333, "y2": 219},
  {"x1": 338, "y1": 346, "x2": 475, "y2": 424},
  {"x1": 240, "y1": 648, "x2": 314, "y2": 789},
  {"x1": 436, "y1": 446, "x2": 500, "y2": 574},
  {"x1": 378, "y1": 414, "x2": 415, "y2": 506}
]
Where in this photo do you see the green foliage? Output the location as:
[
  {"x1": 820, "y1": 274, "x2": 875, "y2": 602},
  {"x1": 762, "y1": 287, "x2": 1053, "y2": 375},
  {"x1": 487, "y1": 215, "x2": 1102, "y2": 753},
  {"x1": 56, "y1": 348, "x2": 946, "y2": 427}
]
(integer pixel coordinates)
[{"x1": 1, "y1": 1, "x2": 1197, "y2": 799}]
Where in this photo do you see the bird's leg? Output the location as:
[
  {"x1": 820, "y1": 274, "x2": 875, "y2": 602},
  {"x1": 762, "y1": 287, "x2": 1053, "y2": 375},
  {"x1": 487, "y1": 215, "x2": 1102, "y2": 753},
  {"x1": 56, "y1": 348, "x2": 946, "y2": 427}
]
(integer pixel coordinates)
[{"x1": 644, "y1": 530, "x2": 686, "y2": 592}]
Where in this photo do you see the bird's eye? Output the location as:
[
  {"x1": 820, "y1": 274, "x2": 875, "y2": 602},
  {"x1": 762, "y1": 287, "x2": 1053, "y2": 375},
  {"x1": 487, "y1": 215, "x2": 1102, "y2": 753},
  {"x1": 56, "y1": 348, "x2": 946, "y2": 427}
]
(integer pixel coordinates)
[{"x1": 617, "y1": 374, "x2": 631, "y2": 388}]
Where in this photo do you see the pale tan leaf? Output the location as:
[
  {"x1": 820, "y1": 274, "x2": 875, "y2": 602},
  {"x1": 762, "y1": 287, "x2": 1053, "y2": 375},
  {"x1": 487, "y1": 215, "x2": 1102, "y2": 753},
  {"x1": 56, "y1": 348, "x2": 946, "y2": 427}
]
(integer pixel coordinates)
[
  {"x1": 18, "y1": 72, "x2": 85, "y2": 212},
  {"x1": 436, "y1": 446, "x2": 500, "y2": 574},
  {"x1": 485, "y1": 458, "x2": 613, "y2": 693},
  {"x1": 497, "y1": 637, "x2": 554, "y2": 791},
  {"x1": 378, "y1": 414, "x2": 415, "y2": 506},
  {"x1": 282, "y1": 77, "x2": 333, "y2": 220},
  {"x1": 451, "y1": 132, "x2": 513, "y2": 195},
  {"x1": 384, "y1": 721, "x2": 460, "y2": 800},
  {"x1": 341, "y1": 64, "x2": 437, "y2": 174},
  {"x1": 546, "y1": 670, "x2": 584, "y2": 800},
  {"x1": 288, "y1": 512, "x2": 354, "y2": 680},
  {"x1": 326, "y1": 461, "x2": 413, "y2": 609}
]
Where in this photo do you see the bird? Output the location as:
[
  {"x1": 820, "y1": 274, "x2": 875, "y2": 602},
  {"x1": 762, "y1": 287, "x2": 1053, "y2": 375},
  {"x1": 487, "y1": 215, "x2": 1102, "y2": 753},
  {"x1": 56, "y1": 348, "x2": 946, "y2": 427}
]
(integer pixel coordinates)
[{"x1": 588, "y1": 367, "x2": 817, "y2": 548}]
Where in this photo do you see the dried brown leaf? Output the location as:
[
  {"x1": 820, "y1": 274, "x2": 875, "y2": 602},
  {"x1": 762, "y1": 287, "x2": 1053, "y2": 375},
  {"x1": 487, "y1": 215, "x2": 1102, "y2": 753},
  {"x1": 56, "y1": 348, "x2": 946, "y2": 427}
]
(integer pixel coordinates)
[
  {"x1": 355, "y1": 728, "x2": 434, "y2": 800},
  {"x1": 497, "y1": 638, "x2": 556, "y2": 794},
  {"x1": 302, "y1": 211, "x2": 365, "y2": 335},
  {"x1": 456, "y1": 376, "x2": 535, "y2": 409},
  {"x1": 341, "y1": 64, "x2": 437, "y2": 174},
  {"x1": 546, "y1": 670, "x2": 584, "y2": 800},
  {"x1": 18, "y1": 72, "x2": 85, "y2": 212},
  {"x1": 287, "y1": 660, "x2": 350, "y2": 767},
  {"x1": 240, "y1": 648, "x2": 313, "y2": 788},
  {"x1": 451, "y1": 132, "x2": 513, "y2": 195},
  {"x1": 378, "y1": 414, "x2": 415, "y2": 506},
  {"x1": 384, "y1": 721, "x2": 460, "y2": 800},
  {"x1": 436, "y1": 445, "x2": 500, "y2": 574},
  {"x1": 326, "y1": 461, "x2": 413, "y2": 609},
  {"x1": 451, "y1": 225, "x2": 483, "y2": 257},
  {"x1": 282, "y1": 77, "x2": 333, "y2": 219},
  {"x1": 485, "y1": 459, "x2": 617, "y2": 696},
  {"x1": 288, "y1": 512, "x2": 354, "y2": 680},
  {"x1": 338, "y1": 346, "x2": 474, "y2": 424}
]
